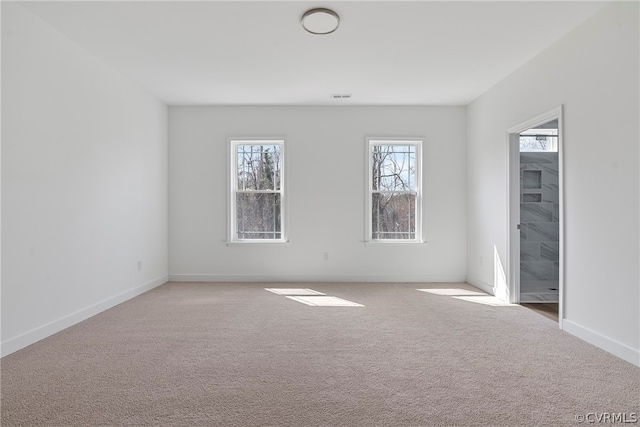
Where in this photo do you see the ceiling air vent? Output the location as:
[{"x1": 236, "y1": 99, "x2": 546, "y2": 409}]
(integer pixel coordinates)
[{"x1": 331, "y1": 94, "x2": 352, "y2": 99}]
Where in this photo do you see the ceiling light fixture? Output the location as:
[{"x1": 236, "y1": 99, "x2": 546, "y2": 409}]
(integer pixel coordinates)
[{"x1": 301, "y1": 8, "x2": 340, "y2": 35}]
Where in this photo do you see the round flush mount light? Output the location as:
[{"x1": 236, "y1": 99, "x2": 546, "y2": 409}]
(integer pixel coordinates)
[{"x1": 301, "y1": 8, "x2": 340, "y2": 35}]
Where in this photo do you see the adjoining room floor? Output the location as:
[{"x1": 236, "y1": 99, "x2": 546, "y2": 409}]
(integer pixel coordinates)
[
  {"x1": 521, "y1": 303, "x2": 559, "y2": 322},
  {"x1": 1, "y1": 283, "x2": 637, "y2": 427}
]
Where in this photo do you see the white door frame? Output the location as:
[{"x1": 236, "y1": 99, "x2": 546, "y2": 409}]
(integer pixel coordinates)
[{"x1": 506, "y1": 105, "x2": 564, "y2": 328}]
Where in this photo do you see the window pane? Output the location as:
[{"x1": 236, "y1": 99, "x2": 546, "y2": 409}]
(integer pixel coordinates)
[
  {"x1": 371, "y1": 192, "x2": 416, "y2": 239},
  {"x1": 237, "y1": 145, "x2": 282, "y2": 190},
  {"x1": 519, "y1": 136, "x2": 558, "y2": 152},
  {"x1": 372, "y1": 145, "x2": 416, "y2": 191},
  {"x1": 236, "y1": 193, "x2": 281, "y2": 239}
]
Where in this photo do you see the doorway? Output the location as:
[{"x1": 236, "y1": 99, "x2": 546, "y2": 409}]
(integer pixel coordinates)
[{"x1": 507, "y1": 107, "x2": 563, "y2": 327}]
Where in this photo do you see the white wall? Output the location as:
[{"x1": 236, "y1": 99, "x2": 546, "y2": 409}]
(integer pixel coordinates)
[
  {"x1": 1, "y1": 2, "x2": 168, "y2": 356},
  {"x1": 169, "y1": 106, "x2": 466, "y2": 282},
  {"x1": 467, "y1": 2, "x2": 639, "y2": 365}
]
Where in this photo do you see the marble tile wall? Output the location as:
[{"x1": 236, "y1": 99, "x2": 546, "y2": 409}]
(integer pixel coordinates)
[{"x1": 520, "y1": 152, "x2": 559, "y2": 295}]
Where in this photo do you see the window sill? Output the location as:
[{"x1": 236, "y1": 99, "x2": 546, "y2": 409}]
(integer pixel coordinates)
[
  {"x1": 363, "y1": 240, "x2": 426, "y2": 246},
  {"x1": 226, "y1": 240, "x2": 289, "y2": 247}
]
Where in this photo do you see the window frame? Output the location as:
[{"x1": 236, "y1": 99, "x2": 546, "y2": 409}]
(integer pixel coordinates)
[
  {"x1": 228, "y1": 138, "x2": 287, "y2": 244},
  {"x1": 366, "y1": 138, "x2": 424, "y2": 244}
]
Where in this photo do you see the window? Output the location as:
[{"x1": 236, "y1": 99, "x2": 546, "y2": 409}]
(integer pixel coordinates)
[
  {"x1": 367, "y1": 139, "x2": 422, "y2": 242},
  {"x1": 519, "y1": 126, "x2": 558, "y2": 152},
  {"x1": 229, "y1": 140, "x2": 285, "y2": 242}
]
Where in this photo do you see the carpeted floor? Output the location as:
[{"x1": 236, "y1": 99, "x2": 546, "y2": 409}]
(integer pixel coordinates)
[{"x1": 1, "y1": 282, "x2": 638, "y2": 426}]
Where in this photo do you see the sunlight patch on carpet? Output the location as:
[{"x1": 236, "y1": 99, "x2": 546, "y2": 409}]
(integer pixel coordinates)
[
  {"x1": 285, "y1": 296, "x2": 364, "y2": 307},
  {"x1": 417, "y1": 288, "x2": 517, "y2": 307},
  {"x1": 453, "y1": 296, "x2": 518, "y2": 306},
  {"x1": 417, "y1": 288, "x2": 486, "y2": 296},
  {"x1": 265, "y1": 288, "x2": 326, "y2": 296}
]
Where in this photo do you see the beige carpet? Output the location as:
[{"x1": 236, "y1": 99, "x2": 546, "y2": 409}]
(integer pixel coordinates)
[{"x1": 2, "y1": 282, "x2": 638, "y2": 426}]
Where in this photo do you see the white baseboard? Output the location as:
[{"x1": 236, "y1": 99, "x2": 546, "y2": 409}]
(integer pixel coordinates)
[
  {"x1": 168, "y1": 274, "x2": 468, "y2": 283},
  {"x1": 1, "y1": 276, "x2": 168, "y2": 358},
  {"x1": 562, "y1": 319, "x2": 639, "y2": 367},
  {"x1": 465, "y1": 277, "x2": 494, "y2": 295}
]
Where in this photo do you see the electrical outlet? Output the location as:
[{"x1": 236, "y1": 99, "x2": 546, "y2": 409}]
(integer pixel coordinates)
[
  {"x1": 479, "y1": 256, "x2": 484, "y2": 266},
  {"x1": 137, "y1": 260, "x2": 142, "y2": 271},
  {"x1": 323, "y1": 252, "x2": 329, "y2": 261}
]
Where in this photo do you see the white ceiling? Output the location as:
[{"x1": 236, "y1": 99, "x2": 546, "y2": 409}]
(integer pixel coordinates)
[{"x1": 20, "y1": 1, "x2": 609, "y2": 105}]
